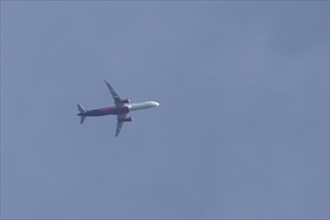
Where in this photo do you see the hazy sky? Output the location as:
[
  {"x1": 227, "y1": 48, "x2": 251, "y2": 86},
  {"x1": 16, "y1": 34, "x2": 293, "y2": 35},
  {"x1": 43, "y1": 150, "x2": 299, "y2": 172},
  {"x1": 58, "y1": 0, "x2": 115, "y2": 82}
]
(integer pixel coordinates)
[{"x1": 1, "y1": 1, "x2": 329, "y2": 219}]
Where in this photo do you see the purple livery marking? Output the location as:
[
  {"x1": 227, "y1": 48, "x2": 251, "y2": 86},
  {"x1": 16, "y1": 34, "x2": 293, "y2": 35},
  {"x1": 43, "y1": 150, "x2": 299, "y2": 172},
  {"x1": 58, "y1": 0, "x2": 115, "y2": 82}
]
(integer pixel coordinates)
[
  {"x1": 99, "y1": 106, "x2": 129, "y2": 115},
  {"x1": 84, "y1": 106, "x2": 129, "y2": 117}
]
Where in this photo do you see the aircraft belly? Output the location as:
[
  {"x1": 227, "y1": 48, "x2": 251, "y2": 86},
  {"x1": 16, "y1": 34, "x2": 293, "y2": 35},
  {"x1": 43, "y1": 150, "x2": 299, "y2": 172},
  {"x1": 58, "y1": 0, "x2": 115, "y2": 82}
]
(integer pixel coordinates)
[
  {"x1": 99, "y1": 106, "x2": 129, "y2": 115},
  {"x1": 85, "y1": 110, "x2": 103, "y2": 116}
]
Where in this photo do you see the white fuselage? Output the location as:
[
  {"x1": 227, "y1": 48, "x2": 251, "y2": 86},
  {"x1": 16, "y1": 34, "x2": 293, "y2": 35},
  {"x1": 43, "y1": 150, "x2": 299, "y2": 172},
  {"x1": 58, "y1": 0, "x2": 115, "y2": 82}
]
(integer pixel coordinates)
[{"x1": 126, "y1": 101, "x2": 159, "y2": 111}]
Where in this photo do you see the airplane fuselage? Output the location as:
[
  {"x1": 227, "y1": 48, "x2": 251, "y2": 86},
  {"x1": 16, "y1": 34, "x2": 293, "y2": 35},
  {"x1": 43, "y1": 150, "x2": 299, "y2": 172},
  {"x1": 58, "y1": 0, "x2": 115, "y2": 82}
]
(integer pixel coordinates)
[
  {"x1": 77, "y1": 101, "x2": 159, "y2": 117},
  {"x1": 77, "y1": 80, "x2": 159, "y2": 136}
]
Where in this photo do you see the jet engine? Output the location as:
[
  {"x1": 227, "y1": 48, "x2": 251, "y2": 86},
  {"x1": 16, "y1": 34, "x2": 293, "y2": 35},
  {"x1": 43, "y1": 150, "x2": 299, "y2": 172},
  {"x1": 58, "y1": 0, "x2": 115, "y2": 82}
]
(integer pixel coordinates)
[
  {"x1": 120, "y1": 99, "x2": 130, "y2": 104},
  {"x1": 122, "y1": 117, "x2": 133, "y2": 122}
]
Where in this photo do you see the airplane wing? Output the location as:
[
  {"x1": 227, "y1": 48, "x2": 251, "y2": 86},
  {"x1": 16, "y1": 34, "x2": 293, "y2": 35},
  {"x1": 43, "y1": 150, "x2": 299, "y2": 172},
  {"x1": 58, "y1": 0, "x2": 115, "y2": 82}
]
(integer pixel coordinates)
[
  {"x1": 104, "y1": 80, "x2": 122, "y2": 106},
  {"x1": 114, "y1": 114, "x2": 127, "y2": 137}
]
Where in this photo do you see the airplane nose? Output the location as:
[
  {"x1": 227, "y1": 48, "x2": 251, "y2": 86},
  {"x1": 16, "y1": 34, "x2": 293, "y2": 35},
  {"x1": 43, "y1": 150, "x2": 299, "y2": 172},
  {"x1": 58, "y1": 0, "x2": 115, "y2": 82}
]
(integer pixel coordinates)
[{"x1": 148, "y1": 101, "x2": 159, "y2": 107}]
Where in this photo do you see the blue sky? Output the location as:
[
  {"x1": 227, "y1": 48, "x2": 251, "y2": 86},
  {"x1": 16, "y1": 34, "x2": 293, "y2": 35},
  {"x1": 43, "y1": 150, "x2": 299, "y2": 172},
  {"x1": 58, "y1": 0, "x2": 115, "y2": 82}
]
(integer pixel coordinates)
[{"x1": 1, "y1": 1, "x2": 329, "y2": 219}]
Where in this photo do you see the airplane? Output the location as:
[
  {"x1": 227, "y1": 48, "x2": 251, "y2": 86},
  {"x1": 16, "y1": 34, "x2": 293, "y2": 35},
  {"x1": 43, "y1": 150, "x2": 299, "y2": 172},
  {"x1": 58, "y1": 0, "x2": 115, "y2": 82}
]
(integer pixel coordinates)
[{"x1": 77, "y1": 80, "x2": 159, "y2": 137}]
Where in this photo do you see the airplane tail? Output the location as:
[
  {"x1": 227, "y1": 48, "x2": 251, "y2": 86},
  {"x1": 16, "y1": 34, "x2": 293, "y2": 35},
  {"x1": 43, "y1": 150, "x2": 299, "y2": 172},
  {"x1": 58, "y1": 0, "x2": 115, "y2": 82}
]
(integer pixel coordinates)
[
  {"x1": 77, "y1": 104, "x2": 87, "y2": 124},
  {"x1": 77, "y1": 104, "x2": 87, "y2": 113},
  {"x1": 80, "y1": 116, "x2": 86, "y2": 124}
]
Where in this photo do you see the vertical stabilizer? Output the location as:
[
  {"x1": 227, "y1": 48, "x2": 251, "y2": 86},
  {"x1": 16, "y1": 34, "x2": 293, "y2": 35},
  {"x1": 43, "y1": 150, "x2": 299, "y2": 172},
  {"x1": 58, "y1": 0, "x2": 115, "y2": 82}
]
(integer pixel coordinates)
[
  {"x1": 77, "y1": 104, "x2": 87, "y2": 113},
  {"x1": 80, "y1": 116, "x2": 86, "y2": 124}
]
